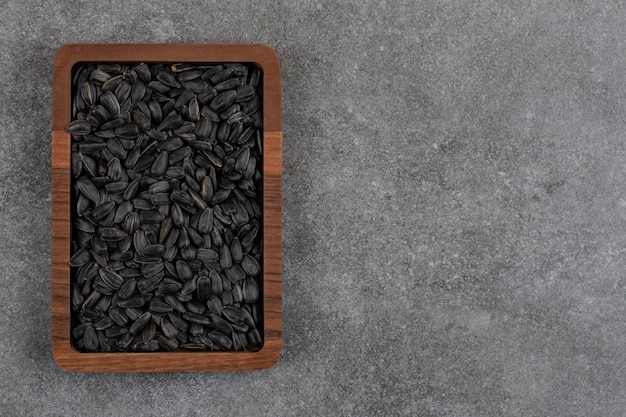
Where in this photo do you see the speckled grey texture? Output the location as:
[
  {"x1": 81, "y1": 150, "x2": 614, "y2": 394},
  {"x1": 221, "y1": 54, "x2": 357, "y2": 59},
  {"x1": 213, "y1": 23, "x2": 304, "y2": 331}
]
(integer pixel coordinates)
[{"x1": 0, "y1": 1, "x2": 625, "y2": 416}]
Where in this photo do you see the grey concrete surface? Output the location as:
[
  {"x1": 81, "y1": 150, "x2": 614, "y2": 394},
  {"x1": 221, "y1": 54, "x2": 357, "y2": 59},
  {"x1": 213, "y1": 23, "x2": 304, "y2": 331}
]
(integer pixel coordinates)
[{"x1": 0, "y1": 0, "x2": 624, "y2": 416}]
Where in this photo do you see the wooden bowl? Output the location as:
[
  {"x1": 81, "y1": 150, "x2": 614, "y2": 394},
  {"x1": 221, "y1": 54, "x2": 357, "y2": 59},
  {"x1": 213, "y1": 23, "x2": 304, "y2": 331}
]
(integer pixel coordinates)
[{"x1": 51, "y1": 44, "x2": 282, "y2": 372}]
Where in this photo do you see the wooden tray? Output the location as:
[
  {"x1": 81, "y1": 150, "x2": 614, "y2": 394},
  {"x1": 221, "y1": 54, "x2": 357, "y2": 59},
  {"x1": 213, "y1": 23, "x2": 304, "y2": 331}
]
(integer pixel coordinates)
[{"x1": 51, "y1": 44, "x2": 282, "y2": 372}]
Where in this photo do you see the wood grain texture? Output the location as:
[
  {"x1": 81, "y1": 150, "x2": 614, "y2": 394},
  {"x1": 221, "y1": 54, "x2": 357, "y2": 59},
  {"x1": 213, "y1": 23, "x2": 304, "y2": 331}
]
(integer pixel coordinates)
[{"x1": 51, "y1": 44, "x2": 282, "y2": 372}]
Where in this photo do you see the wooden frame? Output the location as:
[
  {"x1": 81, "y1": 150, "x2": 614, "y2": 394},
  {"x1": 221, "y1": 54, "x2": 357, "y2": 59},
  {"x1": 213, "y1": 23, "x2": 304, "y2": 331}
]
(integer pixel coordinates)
[{"x1": 51, "y1": 44, "x2": 282, "y2": 372}]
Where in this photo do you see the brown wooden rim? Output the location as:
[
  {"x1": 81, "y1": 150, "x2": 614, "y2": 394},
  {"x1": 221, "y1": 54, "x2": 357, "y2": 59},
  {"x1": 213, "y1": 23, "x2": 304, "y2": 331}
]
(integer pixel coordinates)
[{"x1": 52, "y1": 44, "x2": 282, "y2": 372}]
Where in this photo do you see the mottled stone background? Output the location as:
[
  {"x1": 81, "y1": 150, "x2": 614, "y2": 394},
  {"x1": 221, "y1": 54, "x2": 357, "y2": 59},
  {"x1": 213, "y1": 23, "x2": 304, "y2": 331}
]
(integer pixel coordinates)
[{"x1": 0, "y1": 1, "x2": 625, "y2": 416}]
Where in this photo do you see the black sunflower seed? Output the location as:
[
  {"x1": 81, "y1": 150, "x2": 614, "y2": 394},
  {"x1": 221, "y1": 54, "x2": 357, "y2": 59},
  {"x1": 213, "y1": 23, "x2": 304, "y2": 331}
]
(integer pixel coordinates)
[{"x1": 68, "y1": 62, "x2": 265, "y2": 351}]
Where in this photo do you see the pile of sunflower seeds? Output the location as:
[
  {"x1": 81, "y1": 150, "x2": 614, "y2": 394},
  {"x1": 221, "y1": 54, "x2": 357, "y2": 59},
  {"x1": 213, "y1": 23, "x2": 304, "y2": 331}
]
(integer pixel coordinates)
[{"x1": 67, "y1": 62, "x2": 263, "y2": 352}]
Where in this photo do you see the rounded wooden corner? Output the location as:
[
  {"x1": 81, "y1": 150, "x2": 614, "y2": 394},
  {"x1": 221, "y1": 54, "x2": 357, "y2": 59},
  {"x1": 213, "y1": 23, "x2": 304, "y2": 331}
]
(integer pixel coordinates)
[
  {"x1": 54, "y1": 44, "x2": 83, "y2": 72},
  {"x1": 52, "y1": 341, "x2": 79, "y2": 372},
  {"x1": 54, "y1": 44, "x2": 75, "y2": 65},
  {"x1": 256, "y1": 343, "x2": 282, "y2": 370},
  {"x1": 251, "y1": 44, "x2": 280, "y2": 67}
]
